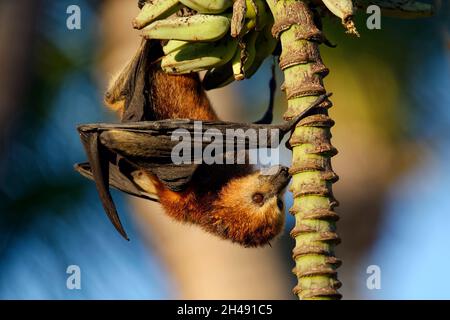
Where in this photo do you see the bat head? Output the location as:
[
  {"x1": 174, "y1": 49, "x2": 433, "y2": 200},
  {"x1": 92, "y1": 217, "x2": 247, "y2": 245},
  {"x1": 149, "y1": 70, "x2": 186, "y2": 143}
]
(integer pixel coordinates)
[{"x1": 212, "y1": 165, "x2": 291, "y2": 247}]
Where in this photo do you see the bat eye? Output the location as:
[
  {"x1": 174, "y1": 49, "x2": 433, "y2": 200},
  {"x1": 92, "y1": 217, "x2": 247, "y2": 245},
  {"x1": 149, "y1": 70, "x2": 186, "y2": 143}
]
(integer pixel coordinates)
[
  {"x1": 252, "y1": 193, "x2": 264, "y2": 205},
  {"x1": 277, "y1": 199, "x2": 284, "y2": 210}
]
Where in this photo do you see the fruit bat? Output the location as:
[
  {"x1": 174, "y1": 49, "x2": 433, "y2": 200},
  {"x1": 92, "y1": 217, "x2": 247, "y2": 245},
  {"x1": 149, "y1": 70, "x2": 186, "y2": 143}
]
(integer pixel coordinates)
[
  {"x1": 75, "y1": 94, "x2": 328, "y2": 243},
  {"x1": 76, "y1": 37, "x2": 332, "y2": 246}
]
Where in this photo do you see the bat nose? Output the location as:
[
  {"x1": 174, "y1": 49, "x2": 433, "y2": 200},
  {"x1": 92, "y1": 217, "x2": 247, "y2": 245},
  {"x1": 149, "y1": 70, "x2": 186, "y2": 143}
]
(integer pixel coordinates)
[
  {"x1": 260, "y1": 165, "x2": 291, "y2": 193},
  {"x1": 273, "y1": 166, "x2": 291, "y2": 186},
  {"x1": 270, "y1": 165, "x2": 290, "y2": 179},
  {"x1": 277, "y1": 165, "x2": 290, "y2": 177}
]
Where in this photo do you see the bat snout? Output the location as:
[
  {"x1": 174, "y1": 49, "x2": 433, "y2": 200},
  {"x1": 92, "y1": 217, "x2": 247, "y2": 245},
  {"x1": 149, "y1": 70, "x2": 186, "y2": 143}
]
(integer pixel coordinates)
[
  {"x1": 259, "y1": 165, "x2": 291, "y2": 194},
  {"x1": 271, "y1": 166, "x2": 291, "y2": 191},
  {"x1": 274, "y1": 165, "x2": 290, "y2": 178}
]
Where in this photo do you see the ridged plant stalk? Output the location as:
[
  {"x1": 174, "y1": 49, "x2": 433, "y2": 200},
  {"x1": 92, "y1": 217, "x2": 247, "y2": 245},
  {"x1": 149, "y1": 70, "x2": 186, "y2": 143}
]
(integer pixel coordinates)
[{"x1": 267, "y1": 0, "x2": 342, "y2": 299}]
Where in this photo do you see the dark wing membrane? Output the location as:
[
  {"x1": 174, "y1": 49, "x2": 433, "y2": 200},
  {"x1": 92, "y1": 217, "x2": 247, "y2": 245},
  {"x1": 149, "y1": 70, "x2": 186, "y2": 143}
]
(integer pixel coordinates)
[
  {"x1": 104, "y1": 40, "x2": 163, "y2": 122},
  {"x1": 77, "y1": 118, "x2": 286, "y2": 196},
  {"x1": 151, "y1": 164, "x2": 199, "y2": 192},
  {"x1": 78, "y1": 130, "x2": 129, "y2": 240},
  {"x1": 74, "y1": 162, "x2": 159, "y2": 202},
  {"x1": 77, "y1": 93, "x2": 330, "y2": 192}
]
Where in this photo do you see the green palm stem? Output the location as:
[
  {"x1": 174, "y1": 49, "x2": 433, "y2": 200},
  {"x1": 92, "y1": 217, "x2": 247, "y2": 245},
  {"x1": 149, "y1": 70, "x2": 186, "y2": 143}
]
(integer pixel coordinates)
[{"x1": 267, "y1": 0, "x2": 342, "y2": 299}]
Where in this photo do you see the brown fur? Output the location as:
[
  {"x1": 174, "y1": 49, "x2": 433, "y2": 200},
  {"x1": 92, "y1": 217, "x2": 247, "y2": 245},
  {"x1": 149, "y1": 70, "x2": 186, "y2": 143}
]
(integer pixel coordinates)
[
  {"x1": 153, "y1": 165, "x2": 285, "y2": 247},
  {"x1": 151, "y1": 71, "x2": 217, "y2": 121}
]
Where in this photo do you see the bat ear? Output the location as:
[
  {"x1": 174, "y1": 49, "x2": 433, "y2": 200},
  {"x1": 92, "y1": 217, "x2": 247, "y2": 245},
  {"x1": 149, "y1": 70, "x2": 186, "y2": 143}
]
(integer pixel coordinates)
[{"x1": 79, "y1": 129, "x2": 130, "y2": 240}]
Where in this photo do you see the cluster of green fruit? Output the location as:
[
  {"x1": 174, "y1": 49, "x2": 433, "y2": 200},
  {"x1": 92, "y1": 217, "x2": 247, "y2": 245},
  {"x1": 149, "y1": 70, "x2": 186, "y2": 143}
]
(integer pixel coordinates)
[
  {"x1": 133, "y1": 0, "x2": 278, "y2": 90},
  {"x1": 131, "y1": 0, "x2": 434, "y2": 90}
]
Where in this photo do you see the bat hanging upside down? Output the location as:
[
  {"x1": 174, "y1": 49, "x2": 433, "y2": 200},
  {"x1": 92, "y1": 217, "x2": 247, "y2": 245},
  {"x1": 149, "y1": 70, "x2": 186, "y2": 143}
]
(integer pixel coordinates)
[{"x1": 75, "y1": 40, "x2": 331, "y2": 247}]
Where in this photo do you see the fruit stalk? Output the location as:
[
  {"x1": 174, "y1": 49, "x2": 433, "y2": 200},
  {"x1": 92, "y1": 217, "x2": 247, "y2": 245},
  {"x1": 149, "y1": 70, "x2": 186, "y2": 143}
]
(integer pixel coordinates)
[{"x1": 267, "y1": 0, "x2": 342, "y2": 300}]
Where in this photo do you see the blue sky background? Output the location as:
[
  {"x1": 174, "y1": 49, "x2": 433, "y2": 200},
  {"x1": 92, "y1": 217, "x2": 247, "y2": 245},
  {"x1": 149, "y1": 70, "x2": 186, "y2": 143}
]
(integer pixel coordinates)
[{"x1": 361, "y1": 48, "x2": 450, "y2": 299}]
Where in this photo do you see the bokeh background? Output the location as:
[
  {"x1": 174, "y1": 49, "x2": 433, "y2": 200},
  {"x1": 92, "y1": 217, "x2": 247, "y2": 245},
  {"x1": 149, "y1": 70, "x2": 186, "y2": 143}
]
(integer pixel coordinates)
[{"x1": 0, "y1": 0, "x2": 448, "y2": 299}]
